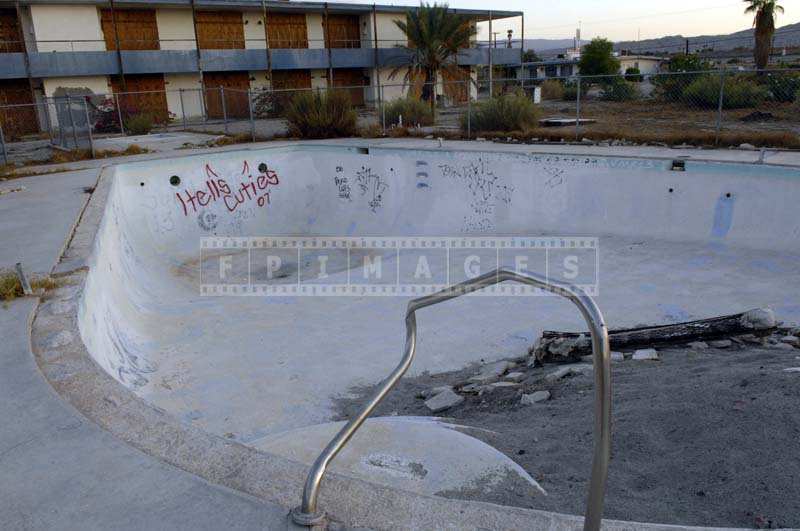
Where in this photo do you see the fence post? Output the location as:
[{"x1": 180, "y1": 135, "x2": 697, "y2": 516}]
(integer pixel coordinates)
[
  {"x1": 0, "y1": 123, "x2": 7, "y2": 165},
  {"x1": 715, "y1": 70, "x2": 726, "y2": 145},
  {"x1": 467, "y1": 86, "x2": 472, "y2": 140},
  {"x1": 67, "y1": 96, "x2": 79, "y2": 150},
  {"x1": 220, "y1": 86, "x2": 228, "y2": 135},
  {"x1": 247, "y1": 88, "x2": 256, "y2": 142},
  {"x1": 114, "y1": 93, "x2": 124, "y2": 135},
  {"x1": 575, "y1": 75, "x2": 582, "y2": 142},
  {"x1": 82, "y1": 97, "x2": 95, "y2": 158},
  {"x1": 380, "y1": 84, "x2": 386, "y2": 134},
  {"x1": 179, "y1": 88, "x2": 187, "y2": 131}
]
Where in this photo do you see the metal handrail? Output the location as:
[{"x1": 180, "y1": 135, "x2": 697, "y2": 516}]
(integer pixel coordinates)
[{"x1": 291, "y1": 268, "x2": 611, "y2": 530}]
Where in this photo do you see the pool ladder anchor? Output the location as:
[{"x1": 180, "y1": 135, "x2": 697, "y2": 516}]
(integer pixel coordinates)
[{"x1": 291, "y1": 268, "x2": 612, "y2": 531}]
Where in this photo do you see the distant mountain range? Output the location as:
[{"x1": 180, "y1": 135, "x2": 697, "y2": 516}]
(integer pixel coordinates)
[{"x1": 527, "y1": 22, "x2": 800, "y2": 58}]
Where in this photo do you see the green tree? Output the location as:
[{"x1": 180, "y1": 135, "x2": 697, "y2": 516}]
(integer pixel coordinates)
[
  {"x1": 522, "y1": 49, "x2": 541, "y2": 63},
  {"x1": 389, "y1": 3, "x2": 476, "y2": 111},
  {"x1": 578, "y1": 38, "x2": 621, "y2": 77},
  {"x1": 744, "y1": 0, "x2": 784, "y2": 70}
]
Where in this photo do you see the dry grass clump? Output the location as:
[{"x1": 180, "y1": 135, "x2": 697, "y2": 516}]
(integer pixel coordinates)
[{"x1": 0, "y1": 271, "x2": 61, "y2": 306}]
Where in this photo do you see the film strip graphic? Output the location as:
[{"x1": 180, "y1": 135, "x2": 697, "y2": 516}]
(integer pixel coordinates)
[{"x1": 199, "y1": 236, "x2": 599, "y2": 297}]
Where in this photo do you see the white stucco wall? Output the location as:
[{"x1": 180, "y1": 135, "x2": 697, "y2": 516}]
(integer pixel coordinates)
[
  {"x1": 619, "y1": 58, "x2": 662, "y2": 75},
  {"x1": 311, "y1": 69, "x2": 328, "y2": 90},
  {"x1": 307, "y1": 13, "x2": 324, "y2": 49},
  {"x1": 30, "y1": 5, "x2": 105, "y2": 52},
  {"x1": 156, "y1": 9, "x2": 196, "y2": 50},
  {"x1": 373, "y1": 13, "x2": 406, "y2": 46},
  {"x1": 243, "y1": 11, "x2": 267, "y2": 50},
  {"x1": 164, "y1": 73, "x2": 203, "y2": 118},
  {"x1": 43, "y1": 76, "x2": 110, "y2": 98}
]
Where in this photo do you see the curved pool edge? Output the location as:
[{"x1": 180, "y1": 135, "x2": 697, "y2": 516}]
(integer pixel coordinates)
[{"x1": 29, "y1": 150, "x2": 773, "y2": 531}]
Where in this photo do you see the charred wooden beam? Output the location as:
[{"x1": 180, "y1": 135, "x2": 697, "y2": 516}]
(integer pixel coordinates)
[{"x1": 534, "y1": 308, "x2": 777, "y2": 363}]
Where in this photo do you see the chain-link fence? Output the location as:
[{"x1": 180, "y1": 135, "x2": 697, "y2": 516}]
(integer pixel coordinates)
[{"x1": 2, "y1": 68, "x2": 799, "y2": 167}]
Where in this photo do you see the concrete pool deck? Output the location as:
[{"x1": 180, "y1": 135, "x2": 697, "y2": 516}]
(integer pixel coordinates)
[{"x1": 6, "y1": 138, "x2": 800, "y2": 530}]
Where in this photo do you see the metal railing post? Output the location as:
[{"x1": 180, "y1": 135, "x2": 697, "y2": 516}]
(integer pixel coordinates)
[
  {"x1": 291, "y1": 268, "x2": 611, "y2": 531},
  {"x1": 715, "y1": 70, "x2": 726, "y2": 145},
  {"x1": 220, "y1": 86, "x2": 228, "y2": 135},
  {"x1": 67, "y1": 96, "x2": 79, "y2": 150},
  {"x1": 247, "y1": 88, "x2": 256, "y2": 142},
  {"x1": 179, "y1": 88, "x2": 187, "y2": 131},
  {"x1": 114, "y1": 93, "x2": 125, "y2": 135},
  {"x1": 82, "y1": 97, "x2": 95, "y2": 158},
  {"x1": 576, "y1": 75, "x2": 582, "y2": 141},
  {"x1": 0, "y1": 123, "x2": 7, "y2": 165}
]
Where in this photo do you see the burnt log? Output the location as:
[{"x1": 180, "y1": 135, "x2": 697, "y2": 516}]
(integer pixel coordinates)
[{"x1": 534, "y1": 308, "x2": 776, "y2": 363}]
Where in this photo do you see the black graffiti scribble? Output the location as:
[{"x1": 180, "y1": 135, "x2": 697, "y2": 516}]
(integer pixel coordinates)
[
  {"x1": 439, "y1": 158, "x2": 515, "y2": 232},
  {"x1": 356, "y1": 167, "x2": 389, "y2": 212},
  {"x1": 334, "y1": 166, "x2": 352, "y2": 200}
]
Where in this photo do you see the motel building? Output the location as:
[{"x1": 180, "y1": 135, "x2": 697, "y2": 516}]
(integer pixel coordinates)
[{"x1": 0, "y1": 1, "x2": 522, "y2": 138}]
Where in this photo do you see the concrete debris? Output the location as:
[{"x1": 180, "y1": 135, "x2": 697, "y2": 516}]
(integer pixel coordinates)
[
  {"x1": 709, "y1": 339, "x2": 733, "y2": 349},
  {"x1": 780, "y1": 336, "x2": 799, "y2": 347},
  {"x1": 783, "y1": 368, "x2": 800, "y2": 373},
  {"x1": 460, "y1": 383, "x2": 481, "y2": 394},
  {"x1": 520, "y1": 391, "x2": 551, "y2": 405},
  {"x1": 737, "y1": 334, "x2": 764, "y2": 345},
  {"x1": 632, "y1": 348, "x2": 660, "y2": 361},
  {"x1": 739, "y1": 143, "x2": 757, "y2": 150},
  {"x1": 424, "y1": 388, "x2": 464, "y2": 413},
  {"x1": 417, "y1": 386, "x2": 453, "y2": 399},
  {"x1": 468, "y1": 361, "x2": 512, "y2": 384},
  {"x1": 544, "y1": 366, "x2": 574, "y2": 383},
  {"x1": 489, "y1": 381, "x2": 520, "y2": 389},
  {"x1": 770, "y1": 343, "x2": 796, "y2": 351},
  {"x1": 505, "y1": 372, "x2": 526, "y2": 383},
  {"x1": 611, "y1": 351, "x2": 625, "y2": 361},
  {"x1": 688, "y1": 341, "x2": 709, "y2": 350},
  {"x1": 570, "y1": 364, "x2": 594, "y2": 375},
  {"x1": 739, "y1": 308, "x2": 776, "y2": 331}
]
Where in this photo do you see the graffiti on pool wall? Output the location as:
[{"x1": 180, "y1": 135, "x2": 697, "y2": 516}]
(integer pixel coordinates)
[
  {"x1": 438, "y1": 158, "x2": 514, "y2": 232},
  {"x1": 356, "y1": 166, "x2": 389, "y2": 213},
  {"x1": 334, "y1": 166, "x2": 352, "y2": 200},
  {"x1": 174, "y1": 161, "x2": 280, "y2": 217}
]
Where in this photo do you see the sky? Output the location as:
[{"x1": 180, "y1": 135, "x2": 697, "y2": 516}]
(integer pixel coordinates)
[{"x1": 333, "y1": 0, "x2": 799, "y2": 42}]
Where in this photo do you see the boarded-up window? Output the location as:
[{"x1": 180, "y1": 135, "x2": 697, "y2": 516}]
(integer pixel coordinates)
[
  {"x1": 100, "y1": 9, "x2": 160, "y2": 50},
  {"x1": 203, "y1": 71, "x2": 250, "y2": 119},
  {"x1": 111, "y1": 74, "x2": 169, "y2": 122},
  {"x1": 324, "y1": 15, "x2": 360, "y2": 49},
  {"x1": 0, "y1": 9, "x2": 23, "y2": 53},
  {"x1": 196, "y1": 11, "x2": 245, "y2": 49},
  {"x1": 271, "y1": 70, "x2": 312, "y2": 90},
  {"x1": 267, "y1": 13, "x2": 308, "y2": 49},
  {"x1": 330, "y1": 68, "x2": 365, "y2": 106},
  {"x1": 0, "y1": 79, "x2": 38, "y2": 138}
]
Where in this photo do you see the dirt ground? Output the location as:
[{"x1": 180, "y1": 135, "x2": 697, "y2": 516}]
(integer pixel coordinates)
[{"x1": 335, "y1": 344, "x2": 800, "y2": 529}]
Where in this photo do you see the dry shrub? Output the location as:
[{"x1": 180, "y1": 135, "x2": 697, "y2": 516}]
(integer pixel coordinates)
[
  {"x1": 461, "y1": 91, "x2": 541, "y2": 133},
  {"x1": 285, "y1": 90, "x2": 358, "y2": 139},
  {"x1": 382, "y1": 98, "x2": 434, "y2": 127},
  {"x1": 540, "y1": 79, "x2": 564, "y2": 100}
]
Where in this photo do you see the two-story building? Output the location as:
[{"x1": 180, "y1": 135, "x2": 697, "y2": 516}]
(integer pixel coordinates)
[{"x1": 0, "y1": 1, "x2": 522, "y2": 137}]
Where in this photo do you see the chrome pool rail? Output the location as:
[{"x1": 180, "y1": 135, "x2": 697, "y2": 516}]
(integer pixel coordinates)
[{"x1": 291, "y1": 268, "x2": 611, "y2": 531}]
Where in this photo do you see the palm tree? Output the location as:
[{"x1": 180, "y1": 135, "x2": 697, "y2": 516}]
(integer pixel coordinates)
[
  {"x1": 744, "y1": 0, "x2": 784, "y2": 70},
  {"x1": 388, "y1": 3, "x2": 476, "y2": 111}
]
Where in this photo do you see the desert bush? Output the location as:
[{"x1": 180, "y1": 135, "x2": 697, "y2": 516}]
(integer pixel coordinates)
[
  {"x1": 382, "y1": 97, "x2": 434, "y2": 127},
  {"x1": 600, "y1": 79, "x2": 640, "y2": 101},
  {"x1": 461, "y1": 91, "x2": 540, "y2": 133},
  {"x1": 682, "y1": 75, "x2": 768, "y2": 109},
  {"x1": 540, "y1": 79, "x2": 564, "y2": 100},
  {"x1": 766, "y1": 72, "x2": 800, "y2": 103},
  {"x1": 624, "y1": 67, "x2": 643, "y2": 82},
  {"x1": 124, "y1": 113, "x2": 154, "y2": 135},
  {"x1": 562, "y1": 82, "x2": 579, "y2": 101},
  {"x1": 285, "y1": 90, "x2": 357, "y2": 139}
]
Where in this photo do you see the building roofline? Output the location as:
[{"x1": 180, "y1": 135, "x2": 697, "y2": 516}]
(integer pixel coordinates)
[{"x1": 10, "y1": 0, "x2": 521, "y2": 19}]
